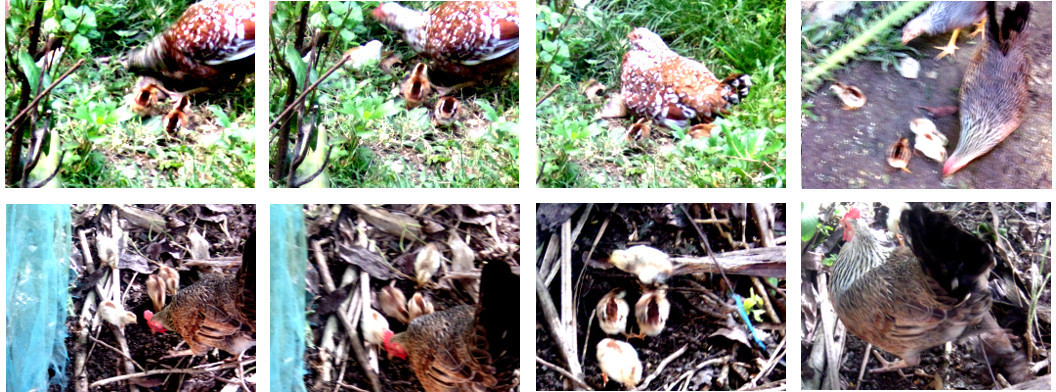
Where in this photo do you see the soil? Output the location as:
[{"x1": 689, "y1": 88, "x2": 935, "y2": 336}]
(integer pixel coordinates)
[
  {"x1": 536, "y1": 204, "x2": 787, "y2": 391},
  {"x1": 303, "y1": 204, "x2": 521, "y2": 392},
  {"x1": 61, "y1": 204, "x2": 256, "y2": 392},
  {"x1": 802, "y1": 2, "x2": 1052, "y2": 189},
  {"x1": 802, "y1": 202, "x2": 1052, "y2": 390}
]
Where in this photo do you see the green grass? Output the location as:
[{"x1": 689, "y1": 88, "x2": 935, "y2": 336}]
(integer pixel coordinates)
[
  {"x1": 269, "y1": 1, "x2": 519, "y2": 188},
  {"x1": 536, "y1": 0, "x2": 786, "y2": 188},
  {"x1": 4, "y1": 0, "x2": 255, "y2": 188}
]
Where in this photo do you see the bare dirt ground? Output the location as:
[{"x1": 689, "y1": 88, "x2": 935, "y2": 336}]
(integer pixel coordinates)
[{"x1": 803, "y1": 2, "x2": 1052, "y2": 189}]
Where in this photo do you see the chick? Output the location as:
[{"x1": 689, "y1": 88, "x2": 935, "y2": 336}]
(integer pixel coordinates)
[
  {"x1": 100, "y1": 300, "x2": 137, "y2": 328},
  {"x1": 608, "y1": 245, "x2": 673, "y2": 286},
  {"x1": 909, "y1": 118, "x2": 948, "y2": 162},
  {"x1": 379, "y1": 281, "x2": 410, "y2": 324},
  {"x1": 414, "y1": 242, "x2": 441, "y2": 285},
  {"x1": 343, "y1": 40, "x2": 383, "y2": 70},
  {"x1": 96, "y1": 233, "x2": 120, "y2": 269},
  {"x1": 407, "y1": 292, "x2": 435, "y2": 321},
  {"x1": 887, "y1": 137, "x2": 912, "y2": 173},
  {"x1": 163, "y1": 95, "x2": 190, "y2": 136},
  {"x1": 146, "y1": 274, "x2": 166, "y2": 312},
  {"x1": 830, "y1": 82, "x2": 865, "y2": 110},
  {"x1": 626, "y1": 118, "x2": 651, "y2": 142},
  {"x1": 688, "y1": 123, "x2": 715, "y2": 139},
  {"x1": 401, "y1": 62, "x2": 431, "y2": 109},
  {"x1": 128, "y1": 81, "x2": 162, "y2": 115},
  {"x1": 433, "y1": 96, "x2": 460, "y2": 127},
  {"x1": 634, "y1": 289, "x2": 670, "y2": 337},
  {"x1": 596, "y1": 289, "x2": 629, "y2": 335},
  {"x1": 596, "y1": 338, "x2": 642, "y2": 389},
  {"x1": 361, "y1": 307, "x2": 392, "y2": 346},
  {"x1": 158, "y1": 265, "x2": 180, "y2": 295}
]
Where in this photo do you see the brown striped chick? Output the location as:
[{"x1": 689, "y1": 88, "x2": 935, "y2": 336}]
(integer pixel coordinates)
[
  {"x1": 379, "y1": 281, "x2": 410, "y2": 324},
  {"x1": 158, "y1": 265, "x2": 180, "y2": 295},
  {"x1": 433, "y1": 96, "x2": 460, "y2": 127},
  {"x1": 146, "y1": 274, "x2": 166, "y2": 312},
  {"x1": 596, "y1": 289, "x2": 629, "y2": 336},
  {"x1": 401, "y1": 62, "x2": 431, "y2": 109},
  {"x1": 407, "y1": 292, "x2": 435, "y2": 321},
  {"x1": 608, "y1": 245, "x2": 673, "y2": 286},
  {"x1": 596, "y1": 338, "x2": 642, "y2": 389},
  {"x1": 634, "y1": 289, "x2": 670, "y2": 337}
]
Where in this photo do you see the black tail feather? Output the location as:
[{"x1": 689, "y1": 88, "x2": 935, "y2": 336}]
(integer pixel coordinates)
[
  {"x1": 988, "y1": 1, "x2": 1031, "y2": 55},
  {"x1": 899, "y1": 205, "x2": 994, "y2": 299},
  {"x1": 721, "y1": 74, "x2": 751, "y2": 107}
]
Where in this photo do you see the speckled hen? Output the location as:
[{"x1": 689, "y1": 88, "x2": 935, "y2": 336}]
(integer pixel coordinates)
[
  {"x1": 945, "y1": 1, "x2": 1030, "y2": 176},
  {"x1": 902, "y1": 1, "x2": 987, "y2": 59},
  {"x1": 372, "y1": 1, "x2": 519, "y2": 81},
  {"x1": 127, "y1": 0, "x2": 255, "y2": 90},
  {"x1": 621, "y1": 27, "x2": 751, "y2": 130}
]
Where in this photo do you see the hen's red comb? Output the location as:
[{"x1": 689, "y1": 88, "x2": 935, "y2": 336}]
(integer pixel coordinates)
[{"x1": 844, "y1": 208, "x2": 861, "y2": 220}]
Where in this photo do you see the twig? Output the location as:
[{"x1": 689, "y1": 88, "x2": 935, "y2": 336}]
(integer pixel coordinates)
[
  {"x1": 747, "y1": 336, "x2": 786, "y2": 388},
  {"x1": 634, "y1": 345, "x2": 690, "y2": 391},
  {"x1": 89, "y1": 359, "x2": 254, "y2": 387},
  {"x1": 536, "y1": 356, "x2": 594, "y2": 391},
  {"x1": 269, "y1": 54, "x2": 351, "y2": 130},
  {"x1": 536, "y1": 274, "x2": 584, "y2": 380},
  {"x1": 855, "y1": 343, "x2": 871, "y2": 389},
  {"x1": 560, "y1": 220, "x2": 576, "y2": 365},
  {"x1": 536, "y1": 84, "x2": 561, "y2": 106},
  {"x1": 751, "y1": 277, "x2": 781, "y2": 325},
  {"x1": 4, "y1": 58, "x2": 86, "y2": 133}
]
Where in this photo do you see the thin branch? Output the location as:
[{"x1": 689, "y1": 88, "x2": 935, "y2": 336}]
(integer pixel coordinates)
[
  {"x1": 5, "y1": 58, "x2": 86, "y2": 134},
  {"x1": 634, "y1": 344, "x2": 689, "y2": 391},
  {"x1": 536, "y1": 357, "x2": 594, "y2": 391},
  {"x1": 89, "y1": 359, "x2": 254, "y2": 387}
]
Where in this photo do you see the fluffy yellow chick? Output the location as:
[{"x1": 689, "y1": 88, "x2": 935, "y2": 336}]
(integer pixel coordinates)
[
  {"x1": 596, "y1": 289, "x2": 629, "y2": 335},
  {"x1": 96, "y1": 234, "x2": 120, "y2": 269},
  {"x1": 100, "y1": 301, "x2": 136, "y2": 328},
  {"x1": 909, "y1": 118, "x2": 948, "y2": 162},
  {"x1": 414, "y1": 242, "x2": 442, "y2": 285},
  {"x1": 608, "y1": 245, "x2": 673, "y2": 286},
  {"x1": 360, "y1": 307, "x2": 391, "y2": 346},
  {"x1": 407, "y1": 292, "x2": 435, "y2": 321},
  {"x1": 596, "y1": 338, "x2": 642, "y2": 389},
  {"x1": 635, "y1": 289, "x2": 670, "y2": 337},
  {"x1": 379, "y1": 281, "x2": 410, "y2": 324}
]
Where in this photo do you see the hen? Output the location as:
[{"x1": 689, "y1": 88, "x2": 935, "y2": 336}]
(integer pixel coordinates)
[
  {"x1": 145, "y1": 232, "x2": 255, "y2": 357},
  {"x1": 944, "y1": 2, "x2": 1030, "y2": 176},
  {"x1": 902, "y1": 1, "x2": 987, "y2": 59},
  {"x1": 832, "y1": 205, "x2": 1028, "y2": 382},
  {"x1": 621, "y1": 27, "x2": 751, "y2": 130},
  {"x1": 382, "y1": 260, "x2": 519, "y2": 392},
  {"x1": 372, "y1": 1, "x2": 519, "y2": 81},
  {"x1": 126, "y1": 0, "x2": 256, "y2": 91}
]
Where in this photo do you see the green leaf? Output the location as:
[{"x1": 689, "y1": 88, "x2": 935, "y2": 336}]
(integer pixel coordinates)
[
  {"x1": 70, "y1": 34, "x2": 90, "y2": 53},
  {"x1": 284, "y1": 46, "x2": 307, "y2": 87}
]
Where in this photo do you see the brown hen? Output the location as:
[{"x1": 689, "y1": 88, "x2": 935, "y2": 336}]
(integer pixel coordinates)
[
  {"x1": 832, "y1": 205, "x2": 1028, "y2": 383},
  {"x1": 372, "y1": 1, "x2": 519, "y2": 81},
  {"x1": 126, "y1": 0, "x2": 255, "y2": 91},
  {"x1": 145, "y1": 232, "x2": 255, "y2": 357},
  {"x1": 383, "y1": 260, "x2": 519, "y2": 392},
  {"x1": 621, "y1": 27, "x2": 750, "y2": 130}
]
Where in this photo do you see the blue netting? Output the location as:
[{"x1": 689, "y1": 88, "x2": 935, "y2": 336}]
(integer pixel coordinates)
[
  {"x1": 271, "y1": 205, "x2": 309, "y2": 392},
  {"x1": 6, "y1": 204, "x2": 72, "y2": 391}
]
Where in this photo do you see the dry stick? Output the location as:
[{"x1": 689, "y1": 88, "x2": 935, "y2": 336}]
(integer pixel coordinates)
[
  {"x1": 109, "y1": 324, "x2": 140, "y2": 392},
  {"x1": 536, "y1": 357, "x2": 595, "y2": 391},
  {"x1": 541, "y1": 233, "x2": 561, "y2": 287},
  {"x1": 747, "y1": 336, "x2": 786, "y2": 389},
  {"x1": 536, "y1": 274, "x2": 585, "y2": 380},
  {"x1": 559, "y1": 220, "x2": 577, "y2": 384},
  {"x1": 90, "y1": 359, "x2": 254, "y2": 387},
  {"x1": 4, "y1": 58, "x2": 86, "y2": 134},
  {"x1": 269, "y1": 53, "x2": 351, "y2": 130},
  {"x1": 314, "y1": 242, "x2": 341, "y2": 387},
  {"x1": 536, "y1": 84, "x2": 561, "y2": 106},
  {"x1": 817, "y1": 273, "x2": 843, "y2": 390},
  {"x1": 855, "y1": 343, "x2": 872, "y2": 390},
  {"x1": 750, "y1": 277, "x2": 781, "y2": 325},
  {"x1": 634, "y1": 344, "x2": 689, "y2": 391}
]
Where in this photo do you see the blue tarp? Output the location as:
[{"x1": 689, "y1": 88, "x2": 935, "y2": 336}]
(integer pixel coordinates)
[{"x1": 271, "y1": 205, "x2": 309, "y2": 392}]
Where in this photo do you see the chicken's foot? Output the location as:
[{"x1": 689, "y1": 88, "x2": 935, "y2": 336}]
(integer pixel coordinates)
[
  {"x1": 935, "y1": 29, "x2": 962, "y2": 60},
  {"x1": 868, "y1": 350, "x2": 911, "y2": 378},
  {"x1": 968, "y1": 19, "x2": 986, "y2": 39}
]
